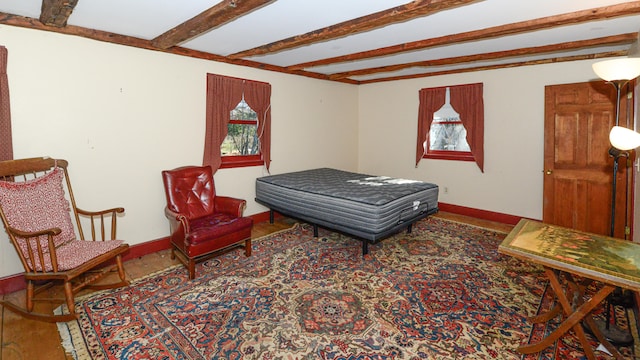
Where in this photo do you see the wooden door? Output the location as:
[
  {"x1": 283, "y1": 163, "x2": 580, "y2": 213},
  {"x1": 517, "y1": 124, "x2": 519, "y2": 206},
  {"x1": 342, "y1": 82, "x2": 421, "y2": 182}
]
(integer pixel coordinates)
[{"x1": 543, "y1": 81, "x2": 632, "y2": 239}]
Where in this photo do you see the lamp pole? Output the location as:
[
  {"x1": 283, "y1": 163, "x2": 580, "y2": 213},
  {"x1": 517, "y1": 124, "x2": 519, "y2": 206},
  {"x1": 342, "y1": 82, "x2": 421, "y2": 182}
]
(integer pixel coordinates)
[
  {"x1": 599, "y1": 78, "x2": 634, "y2": 346},
  {"x1": 608, "y1": 79, "x2": 629, "y2": 238},
  {"x1": 590, "y1": 57, "x2": 640, "y2": 347}
]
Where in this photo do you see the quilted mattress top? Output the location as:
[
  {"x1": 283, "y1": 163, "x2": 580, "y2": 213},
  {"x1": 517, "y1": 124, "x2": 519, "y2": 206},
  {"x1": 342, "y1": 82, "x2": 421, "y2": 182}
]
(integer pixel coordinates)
[{"x1": 256, "y1": 168, "x2": 438, "y2": 206}]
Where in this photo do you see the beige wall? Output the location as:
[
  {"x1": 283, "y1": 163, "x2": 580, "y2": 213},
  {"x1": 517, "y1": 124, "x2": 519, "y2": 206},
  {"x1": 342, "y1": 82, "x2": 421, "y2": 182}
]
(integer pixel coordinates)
[
  {"x1": 0, "y1": 23, "x2": 625, "y2": 278},
  {"x1": 0, "y1": 25, "x2": 359, "y2": 277},
  {"x1": 357, "y1": 61, "x2": 608, "y2": 220}
]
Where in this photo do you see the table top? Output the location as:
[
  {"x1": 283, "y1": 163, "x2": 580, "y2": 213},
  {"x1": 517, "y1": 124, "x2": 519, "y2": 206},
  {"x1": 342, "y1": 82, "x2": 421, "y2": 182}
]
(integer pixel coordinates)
[{"x1": 499, "y1": 219, "x2": 640, "y2": 292}]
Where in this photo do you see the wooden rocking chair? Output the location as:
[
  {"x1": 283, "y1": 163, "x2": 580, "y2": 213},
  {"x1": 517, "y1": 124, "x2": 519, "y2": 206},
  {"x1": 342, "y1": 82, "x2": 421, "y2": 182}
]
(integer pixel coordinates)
[{"x1": 0, "y1": 157, "x2": 130, "y2": 322}]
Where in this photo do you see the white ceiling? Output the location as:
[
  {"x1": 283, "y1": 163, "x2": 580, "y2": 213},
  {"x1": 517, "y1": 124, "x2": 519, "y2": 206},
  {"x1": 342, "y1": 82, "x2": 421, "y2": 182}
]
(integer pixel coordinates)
[{"x1": 0, "y1": 0, "x2": 638, "y2": 83}]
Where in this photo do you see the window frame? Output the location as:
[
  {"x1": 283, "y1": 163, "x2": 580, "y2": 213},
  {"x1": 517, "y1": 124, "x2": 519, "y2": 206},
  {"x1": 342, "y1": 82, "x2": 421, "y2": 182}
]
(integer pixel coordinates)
[
  {"x1": 220, "y1": 109, "x2": 263, "y2": 169},
  {"x1": 423, "y1": 149, "x2": 476, "y2": 162},
  {"x1": 220, "y1": 153, "x2": 263, "y2": 168},
  {"x1": 220, "y1": 98, "x2": 264, "y2": 169}
]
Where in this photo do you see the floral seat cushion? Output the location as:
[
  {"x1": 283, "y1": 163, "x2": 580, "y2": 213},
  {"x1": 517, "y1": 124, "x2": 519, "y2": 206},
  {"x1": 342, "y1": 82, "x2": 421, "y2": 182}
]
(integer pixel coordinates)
[{"x1": 27, "y1": 239, "x2": 125, "y2": 272}]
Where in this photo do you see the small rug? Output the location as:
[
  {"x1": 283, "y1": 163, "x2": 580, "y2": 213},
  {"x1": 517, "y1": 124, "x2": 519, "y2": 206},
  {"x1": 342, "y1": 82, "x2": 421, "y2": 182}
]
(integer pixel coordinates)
[{"x1": 56, "y1": 217, "x2": 636, "y2": 359}]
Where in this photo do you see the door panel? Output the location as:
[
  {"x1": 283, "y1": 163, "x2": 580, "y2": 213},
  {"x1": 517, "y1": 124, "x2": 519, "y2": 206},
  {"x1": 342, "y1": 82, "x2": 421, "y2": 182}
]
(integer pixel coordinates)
[{"x1": 544, "y1": 81, "x2": 631, "y2": 238}]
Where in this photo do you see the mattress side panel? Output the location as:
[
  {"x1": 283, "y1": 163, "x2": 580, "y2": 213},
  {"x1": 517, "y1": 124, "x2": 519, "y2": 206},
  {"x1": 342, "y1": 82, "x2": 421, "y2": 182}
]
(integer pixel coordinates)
[
  {"x1": 256, "y1": 168, "x2": 438, "y2": 206},
  {"x1": 256, "y1": 178, "x2": 439, "y2": 235}
]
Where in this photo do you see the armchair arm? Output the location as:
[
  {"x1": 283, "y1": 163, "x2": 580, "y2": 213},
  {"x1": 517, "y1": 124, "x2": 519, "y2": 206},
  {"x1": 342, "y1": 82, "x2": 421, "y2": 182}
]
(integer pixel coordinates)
[
  {"x1": 76, "y1": 207, "x2": 125, "y2": 241},
  {"x1": 214, "y1": 196, "x2": 247, "y2": 217},
  {"x1": 164, "y1": 207, "x2": 191, "y2": 246},
  {"x1": 7, "y1": 226, "x2": 62, "y2": 273}
]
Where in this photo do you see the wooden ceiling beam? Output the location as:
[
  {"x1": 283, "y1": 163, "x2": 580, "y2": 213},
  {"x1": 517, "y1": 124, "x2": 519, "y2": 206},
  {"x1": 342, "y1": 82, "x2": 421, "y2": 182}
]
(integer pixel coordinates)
[
  {"x1": 0, "y1": 12, "x2": 357, "y2": 85},
  {"x1": 331, "y1": 33, "x2": 639, "y2": 80},
  {"x1": 1, "y1": 3, "x2": 636, "y2": 85},
  {"x1": 228, "y1": 0, "x2": 482, "y2": 59},
  {"x1": 39, "y1": 0, "x2": 79, "y2": 27},
  {"x1": 357, "y1": 50, "x2": 629, "y2": 84},
  {"x1": 289, "y1": 1, "x2": 640, "y2": 71},
  {"x1": 151, "y1": 0, "x2": 275, "y2": 49}
]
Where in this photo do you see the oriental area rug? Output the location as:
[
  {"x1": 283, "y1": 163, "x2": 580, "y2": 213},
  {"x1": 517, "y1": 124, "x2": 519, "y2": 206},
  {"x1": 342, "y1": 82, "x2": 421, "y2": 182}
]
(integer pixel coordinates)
[{"x1": 57, "y1": 217, "x2": 639, "y2": 359}]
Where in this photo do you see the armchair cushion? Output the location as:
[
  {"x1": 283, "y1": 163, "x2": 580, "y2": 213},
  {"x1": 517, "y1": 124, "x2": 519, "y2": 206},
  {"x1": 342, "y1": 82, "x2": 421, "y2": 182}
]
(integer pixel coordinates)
[
  {"x1": 188, "y1": 213, "x2": 253, "y2": 245},
  {"x1": 0, "y1": 168, "x2": 75, "y2": 255}
]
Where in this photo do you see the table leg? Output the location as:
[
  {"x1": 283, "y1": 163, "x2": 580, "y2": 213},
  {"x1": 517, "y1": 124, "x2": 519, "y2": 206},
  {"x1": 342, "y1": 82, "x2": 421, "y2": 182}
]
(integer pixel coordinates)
[
  {"x1": 517, "y1": 268, "x2": 619, "y2": 359},
  {"x1": 564, "y1": 273, "x2": 626, "y2": 359},
  {"x1": 529, "y1": 304, "x2": 561, "y2": 323}
]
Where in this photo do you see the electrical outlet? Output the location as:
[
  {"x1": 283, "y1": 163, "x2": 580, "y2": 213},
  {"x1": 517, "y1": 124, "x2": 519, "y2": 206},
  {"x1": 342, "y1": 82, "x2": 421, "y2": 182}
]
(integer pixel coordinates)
[{"x1": 444, "y1": 187, "x2": 449, "y2": 194}]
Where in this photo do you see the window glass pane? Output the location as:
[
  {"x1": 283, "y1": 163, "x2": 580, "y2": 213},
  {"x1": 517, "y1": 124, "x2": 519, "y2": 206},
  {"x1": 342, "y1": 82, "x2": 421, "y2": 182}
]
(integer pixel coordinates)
[
  {"x1": 223, "y1": 99, "x2": 260, "y2": 156},
  {"x1": 429, "y1": 123, "x2": 470, "y2": 151},
  {"x1": 222, "y1": 124, "x2": 259, "y2": 155},
  {"x1": 429, "y1": 87, "x2": 470, "y2": 152},
  {"x1": 230, "y1": 99, "x2": 257, "y2": 120}
]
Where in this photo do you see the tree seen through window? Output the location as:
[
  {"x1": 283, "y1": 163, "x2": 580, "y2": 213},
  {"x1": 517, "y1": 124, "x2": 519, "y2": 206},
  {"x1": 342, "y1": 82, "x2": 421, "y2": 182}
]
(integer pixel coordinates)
[{"x1": 222, "y1": 99, "x2": 260, "y2": 156}]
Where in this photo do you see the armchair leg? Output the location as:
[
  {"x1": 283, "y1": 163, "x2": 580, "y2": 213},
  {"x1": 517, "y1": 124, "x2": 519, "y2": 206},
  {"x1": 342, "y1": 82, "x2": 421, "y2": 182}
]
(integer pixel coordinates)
[
  {"x1": 245, "y1": 238, "x2": 252, "y2": 257},
  {"x1": 188, "y1": 260, "x2": 196, "y2": 280},
  {"x1": 171, "y1": 235, "x2": 251, "y2": 280}
]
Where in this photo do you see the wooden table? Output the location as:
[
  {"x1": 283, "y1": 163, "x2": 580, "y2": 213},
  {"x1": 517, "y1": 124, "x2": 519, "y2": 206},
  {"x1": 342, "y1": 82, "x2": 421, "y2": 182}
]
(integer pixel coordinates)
[{"x1": 498, "y1": 219, "x2": 640, "y2": 360}]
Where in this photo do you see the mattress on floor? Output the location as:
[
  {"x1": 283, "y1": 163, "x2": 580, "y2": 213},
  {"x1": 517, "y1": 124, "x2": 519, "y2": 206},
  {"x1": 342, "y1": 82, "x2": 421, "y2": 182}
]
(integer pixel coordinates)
[{"x1": 255, "y1": 168, "x2": 439, "y2": 241}]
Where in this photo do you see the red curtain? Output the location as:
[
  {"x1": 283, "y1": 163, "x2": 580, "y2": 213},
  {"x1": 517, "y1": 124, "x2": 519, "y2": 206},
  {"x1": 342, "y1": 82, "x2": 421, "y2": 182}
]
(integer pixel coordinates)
[
  {"x1": 203, "y1": 74, "x2": 272, "y2": 174},
  {"x1": 0, "y1": 46, "x2": 13, "y2": 161},
  {"x1": 415, "y1": 87, "x2": 446, "y2": 167},
  {"x1": 415, "y1": 83, "x2": 484, "y2": 172},
  {"x1": 450, "y1": 83, "x2": 484, "y2": 172},
  {"x1": 203, "y1": 74, "x2": 245, "y2": 172},
  {"x1": 242, "y1": 79, "x2": 272, "y2": 172}
]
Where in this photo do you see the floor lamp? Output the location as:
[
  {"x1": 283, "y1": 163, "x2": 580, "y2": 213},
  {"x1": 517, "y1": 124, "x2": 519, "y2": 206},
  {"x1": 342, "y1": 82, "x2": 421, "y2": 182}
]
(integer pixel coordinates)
[{"x1": 591, "y1": 57, "x2": 640, "y2": 346}]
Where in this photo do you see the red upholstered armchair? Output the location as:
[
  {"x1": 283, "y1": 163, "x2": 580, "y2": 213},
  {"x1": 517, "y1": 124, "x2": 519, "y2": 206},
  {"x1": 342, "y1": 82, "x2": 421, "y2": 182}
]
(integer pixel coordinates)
[{"x1": 162, "y1": 165, "x2": 252, "y2": 279}]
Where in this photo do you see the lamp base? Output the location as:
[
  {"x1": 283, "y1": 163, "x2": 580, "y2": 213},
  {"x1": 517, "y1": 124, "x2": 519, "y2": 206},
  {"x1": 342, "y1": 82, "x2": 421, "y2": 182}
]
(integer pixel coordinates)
[
  {"x1": 584, "y1": 319, "x2": 634, "y2": 347},
  {"x1": 608, "y1": 289, "x2": 635, "y2": 309}
]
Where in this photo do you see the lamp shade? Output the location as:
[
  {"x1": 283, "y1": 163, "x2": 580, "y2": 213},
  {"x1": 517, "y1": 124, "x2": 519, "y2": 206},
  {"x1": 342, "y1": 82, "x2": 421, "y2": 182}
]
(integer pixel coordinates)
[
  {"x1": 592, "y1": 58, "x2": 640, "y2": 81},
  {"x1": 610, "y1": 126, "x2": 640, "y2": 151}
]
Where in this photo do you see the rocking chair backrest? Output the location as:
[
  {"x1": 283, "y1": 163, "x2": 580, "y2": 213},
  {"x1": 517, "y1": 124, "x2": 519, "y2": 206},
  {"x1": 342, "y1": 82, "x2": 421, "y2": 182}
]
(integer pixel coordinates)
[{"x1": 0, "y1": 158, "x2": 81, "y2": 268}]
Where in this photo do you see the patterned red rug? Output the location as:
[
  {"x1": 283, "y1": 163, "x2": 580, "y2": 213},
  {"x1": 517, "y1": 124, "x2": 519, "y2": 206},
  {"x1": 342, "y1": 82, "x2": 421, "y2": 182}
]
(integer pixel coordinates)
[{"x1": 57, "y1": 217, "x2": 638, "y2": 359}]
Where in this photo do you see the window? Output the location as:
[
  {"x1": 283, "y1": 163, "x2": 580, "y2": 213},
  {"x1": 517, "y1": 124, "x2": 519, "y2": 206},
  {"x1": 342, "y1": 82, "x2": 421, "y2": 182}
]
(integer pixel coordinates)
[
  {"x1": 425, "y1": 87, "x2": 473, "y2": 162},
  {"x1": 415, "y1": 83, "x2": 484, "y2": 172},
  {"x1": 220, "y1": 99, "x2": 262, "y2": 168},
  {"x1": 203, "y1": 74, "x2": 272, "y2": 172}
]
